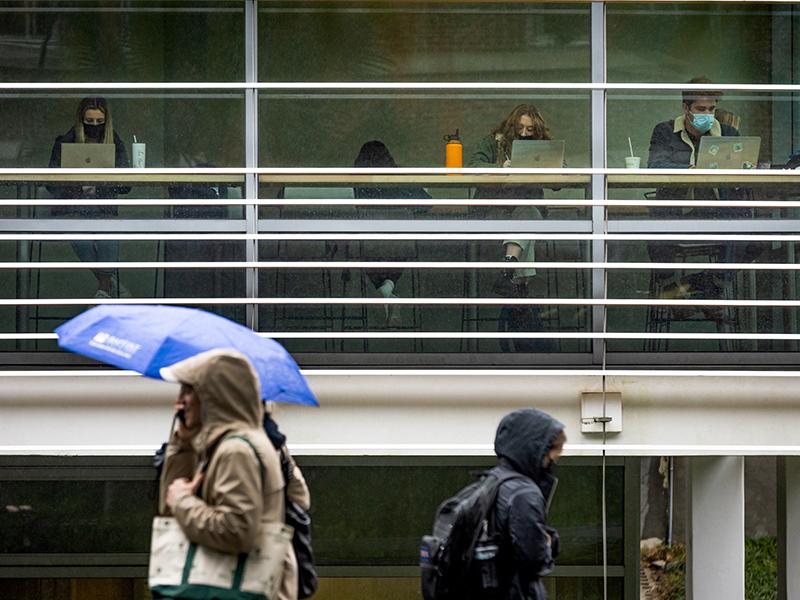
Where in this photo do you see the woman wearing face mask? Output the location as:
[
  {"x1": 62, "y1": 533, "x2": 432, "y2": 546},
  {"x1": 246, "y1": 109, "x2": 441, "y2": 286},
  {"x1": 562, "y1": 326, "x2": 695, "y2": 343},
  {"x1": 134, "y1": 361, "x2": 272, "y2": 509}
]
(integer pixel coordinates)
[
  {"x1": 48, "y1": 97, "x2": 131, "y2": 298},
  {"x1": 469, "y1": 106, "x2": 557, "y2": 353}
]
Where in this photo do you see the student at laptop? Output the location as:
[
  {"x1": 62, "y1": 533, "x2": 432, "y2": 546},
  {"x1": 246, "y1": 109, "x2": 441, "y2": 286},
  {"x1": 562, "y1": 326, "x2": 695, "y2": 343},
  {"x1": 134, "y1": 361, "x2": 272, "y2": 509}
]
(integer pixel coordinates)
[
  {"x1": 646, "y1": 78, "x2": 753, "y2": 320},
  {"x1": 468, "y1": 104, "x2": 557, "y2": 352},
  {"x1": 647, "y1": 76, "x2": 745, "y2": 212},
  {"x1": 47, "y1": 97, "x2": 131, "y2": 298}
]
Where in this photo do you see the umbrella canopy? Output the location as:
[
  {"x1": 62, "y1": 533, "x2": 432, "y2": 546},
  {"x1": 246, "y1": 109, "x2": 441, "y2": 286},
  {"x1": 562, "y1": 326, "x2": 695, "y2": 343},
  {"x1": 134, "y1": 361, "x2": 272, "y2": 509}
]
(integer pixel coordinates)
[{"x1": 55, "y1": 305, "x2": 318, "y2": 406}]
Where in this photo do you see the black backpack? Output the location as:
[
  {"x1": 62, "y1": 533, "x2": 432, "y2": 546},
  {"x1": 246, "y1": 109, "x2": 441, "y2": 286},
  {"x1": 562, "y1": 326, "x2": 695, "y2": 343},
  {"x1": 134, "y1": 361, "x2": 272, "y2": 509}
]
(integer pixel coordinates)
[
  {"x1": 263, "y1": 415, "x2": 318, "y2": 599},
  {"x1": 420, "y1": 470, "x2": 519, "y2": 600},
  {"x1": 278, "y1": 447, "x2": 318, "y2": 599}
]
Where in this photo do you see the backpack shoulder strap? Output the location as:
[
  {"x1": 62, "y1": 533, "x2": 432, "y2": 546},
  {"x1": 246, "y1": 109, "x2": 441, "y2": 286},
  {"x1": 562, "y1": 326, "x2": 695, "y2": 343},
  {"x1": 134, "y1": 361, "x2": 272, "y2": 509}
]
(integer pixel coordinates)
[{"x1": 222, "y1": 434, "x2": 266, "y2": 494}]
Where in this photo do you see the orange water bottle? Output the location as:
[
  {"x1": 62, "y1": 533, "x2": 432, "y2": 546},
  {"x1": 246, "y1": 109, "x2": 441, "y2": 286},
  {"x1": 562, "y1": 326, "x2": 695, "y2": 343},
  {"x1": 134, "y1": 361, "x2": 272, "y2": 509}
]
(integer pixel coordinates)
[{"x1": 444, "y1": 129, "x2": 462, "y2": 174}]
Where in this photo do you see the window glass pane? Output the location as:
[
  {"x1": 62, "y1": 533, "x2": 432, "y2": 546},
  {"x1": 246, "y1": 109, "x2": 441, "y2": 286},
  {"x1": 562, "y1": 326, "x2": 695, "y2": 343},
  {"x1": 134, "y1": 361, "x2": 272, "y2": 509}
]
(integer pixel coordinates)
[
  {"x1": 259, "y1": 92, "x2": 592, "y2": 168},
  {"x1": 305, "y1": 462, "x2": 624, "y2": 567},
  {"x1": 0, "y1": 92, "x2": 245, "y2": 168},
  {"x1": 605, "y1": 238, "x2": 799, "y2": 353},
  {"x1": 257, "y1": 239, "x2": 592, "y2": 356},
  {"x1": 606, "y1": 87, "x2": 799, "y2": 355},
  {"x1": 259, "y1": 3, "x2": 590, "y2": 83},
  {"x1": 0, "y1": 579, "x2": 150, "y2": 600},
  {"x1": 0, "y1": 459, "x2": 625, "y2": 595},
  {"x1": 0, "y1": 1, "x2": 244, "y2": 82},
  {"x1": 1, "y1": 479, "x2": 156, "y2": 553},
  {"x1": 607, "y1": 90, "x2": 788, "y2": 171},
  {"x1": 607, "y1": 4, "x2": 789, "y2": 84},
  {"x1": 313, "y1": 576, "x2": 624, "y2": 600}
]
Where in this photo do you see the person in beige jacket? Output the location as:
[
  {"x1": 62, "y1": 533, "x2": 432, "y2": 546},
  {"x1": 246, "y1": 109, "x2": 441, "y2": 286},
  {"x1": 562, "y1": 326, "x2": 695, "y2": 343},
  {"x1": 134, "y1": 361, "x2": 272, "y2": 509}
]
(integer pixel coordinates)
[{"x1": 158, "y1": 348, "x2": 301, "y2": 599}]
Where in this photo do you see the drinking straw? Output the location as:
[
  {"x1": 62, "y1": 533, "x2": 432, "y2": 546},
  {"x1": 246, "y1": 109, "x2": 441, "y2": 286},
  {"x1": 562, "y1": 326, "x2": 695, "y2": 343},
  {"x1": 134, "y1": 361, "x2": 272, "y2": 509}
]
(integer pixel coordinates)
[
  {"x1": 628, "y1": 137, "x2": 634, "y2": 158},
  {"x1": 133, "y1": 135, "x2": 138, "y2": 143}
]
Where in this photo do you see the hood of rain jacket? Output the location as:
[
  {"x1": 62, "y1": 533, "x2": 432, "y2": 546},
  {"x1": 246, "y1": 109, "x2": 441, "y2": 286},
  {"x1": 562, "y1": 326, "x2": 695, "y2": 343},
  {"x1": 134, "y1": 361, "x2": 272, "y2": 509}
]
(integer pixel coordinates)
[
  {"x1": 158, "y1": 349, "x2": 284, "y2": 555},
  {"x1": 494, "y1": 407, "x2": 565, "y2": 484}
]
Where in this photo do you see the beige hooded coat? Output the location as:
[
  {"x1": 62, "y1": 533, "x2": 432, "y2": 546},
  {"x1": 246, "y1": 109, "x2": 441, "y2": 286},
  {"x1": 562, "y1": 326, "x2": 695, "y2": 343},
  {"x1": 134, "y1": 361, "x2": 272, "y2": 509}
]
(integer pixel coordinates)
[{"x1": 158, "y1": 349, "x2": 308, "y2": 599}]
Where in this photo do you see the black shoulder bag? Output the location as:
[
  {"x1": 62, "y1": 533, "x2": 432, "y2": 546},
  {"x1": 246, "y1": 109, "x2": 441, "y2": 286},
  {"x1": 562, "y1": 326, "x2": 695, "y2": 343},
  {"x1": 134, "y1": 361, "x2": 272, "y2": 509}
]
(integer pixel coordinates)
[{"x1": 279, "y1": 447, "x2": 318, "y2": 599}]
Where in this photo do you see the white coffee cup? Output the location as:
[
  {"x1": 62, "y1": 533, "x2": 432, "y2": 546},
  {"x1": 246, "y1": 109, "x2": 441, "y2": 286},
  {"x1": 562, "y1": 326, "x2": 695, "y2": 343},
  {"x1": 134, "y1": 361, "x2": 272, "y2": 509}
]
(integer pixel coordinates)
[
  {"x1": 624, "y1": 156, "x2": 641, "y2": 169},
  {"x1": 132, "y1": 142, "x2": 146, "y2": 168}
]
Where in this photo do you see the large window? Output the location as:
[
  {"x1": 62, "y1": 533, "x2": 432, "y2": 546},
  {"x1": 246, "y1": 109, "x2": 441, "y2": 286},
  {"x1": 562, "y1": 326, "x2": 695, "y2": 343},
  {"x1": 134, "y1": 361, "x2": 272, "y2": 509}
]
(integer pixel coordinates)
[
  {"x1": 0, "y1": 456, "x2": 633, "y2": 600},
  {"x1": 0, "y1": 1, "x2": 798, "y2": 367}
]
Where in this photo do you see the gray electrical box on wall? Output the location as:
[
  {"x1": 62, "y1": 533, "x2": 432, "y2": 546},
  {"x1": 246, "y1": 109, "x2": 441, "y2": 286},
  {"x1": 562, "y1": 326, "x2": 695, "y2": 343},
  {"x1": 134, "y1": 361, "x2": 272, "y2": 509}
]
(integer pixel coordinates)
[{"x1": 580, "y1": 392, "x2": 623, "y2": 433}]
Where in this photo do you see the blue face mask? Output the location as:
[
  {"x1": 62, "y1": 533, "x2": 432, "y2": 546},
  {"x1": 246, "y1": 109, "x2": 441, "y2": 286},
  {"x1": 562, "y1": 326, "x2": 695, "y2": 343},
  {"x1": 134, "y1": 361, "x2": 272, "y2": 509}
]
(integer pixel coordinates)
[{"x1": 690, "y1": 113, "x2": 714, "y2": 134}]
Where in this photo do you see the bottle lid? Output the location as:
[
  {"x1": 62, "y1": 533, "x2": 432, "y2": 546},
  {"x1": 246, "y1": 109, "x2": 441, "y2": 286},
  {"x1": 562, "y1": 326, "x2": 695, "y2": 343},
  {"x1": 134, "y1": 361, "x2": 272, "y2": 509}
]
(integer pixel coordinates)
[{"x1": 443, "y1": 128, "x2": 461, "y2": 142}]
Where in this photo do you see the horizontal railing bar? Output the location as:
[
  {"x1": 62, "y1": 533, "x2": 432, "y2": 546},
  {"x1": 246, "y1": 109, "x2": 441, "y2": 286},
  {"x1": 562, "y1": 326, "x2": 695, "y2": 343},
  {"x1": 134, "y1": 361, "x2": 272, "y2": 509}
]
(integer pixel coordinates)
[
  {"x1": 3, "y1": 298, "x2": 800, "y2": 307},
  {"x1": 3, "y1": 197, "x2": 800, "y2": 208},
  {"x1": 1, "y1": 369, "x2": 800, "y2": 378},
  {"x1": 3, "y1": 260, "x2": 799, "y2": 270},
  {"x1": 4, "y1": 82, "x2": 800, "y2": 91},
  {"x1": 6, "y1": 332, "x2": 800, "y2": 341},
  {"x1": 3, "y1": 233, "x2": 800, "y2": 242},
  {"x1": 0, "y1": 167, "x2": 797, "y2": 176}
]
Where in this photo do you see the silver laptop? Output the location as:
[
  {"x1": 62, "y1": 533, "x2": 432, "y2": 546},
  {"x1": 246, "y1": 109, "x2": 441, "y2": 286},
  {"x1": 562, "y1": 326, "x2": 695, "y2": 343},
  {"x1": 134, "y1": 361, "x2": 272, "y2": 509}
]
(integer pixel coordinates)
[
  {"x1": 510, "y1": 140, "x2": 565, "y2": 168},
  {"x1": 696, "y1": 136, "x2": 760, "y2": 169},
  {"x1": 60, "y1": 143, "x2": 116, "y2": 168}
]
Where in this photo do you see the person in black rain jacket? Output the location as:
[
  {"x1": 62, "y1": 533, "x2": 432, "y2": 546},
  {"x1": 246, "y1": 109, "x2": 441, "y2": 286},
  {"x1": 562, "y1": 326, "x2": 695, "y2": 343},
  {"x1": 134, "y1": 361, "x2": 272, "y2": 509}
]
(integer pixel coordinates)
[{"x1": 490, "y1": 408, "x2": 566, "y2": 600}]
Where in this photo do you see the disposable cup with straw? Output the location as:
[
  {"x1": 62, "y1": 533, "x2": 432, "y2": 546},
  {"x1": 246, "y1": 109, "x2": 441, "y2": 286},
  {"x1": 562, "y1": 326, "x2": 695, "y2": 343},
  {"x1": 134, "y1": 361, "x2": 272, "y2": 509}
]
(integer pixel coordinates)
[
  {"x1": 624, "y1": 137, "x2": 640, "y2": 169},
  {"x1": 132, "y1": 135, "x2": 146, "y2": 168}
]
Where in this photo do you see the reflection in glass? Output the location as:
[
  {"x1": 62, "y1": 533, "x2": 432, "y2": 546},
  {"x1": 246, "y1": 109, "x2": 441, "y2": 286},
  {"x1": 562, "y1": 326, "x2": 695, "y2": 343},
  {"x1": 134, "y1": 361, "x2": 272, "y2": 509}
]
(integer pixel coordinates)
[
  {"x1": 0, "y1": 479, "x2": 156, "y2": 553},
  {"x1": 608, "y1": 4, "x2": 786, "y2": 84},
  {"x1": 304, "y1": 463, "x2": 623, "y2": 567},
  {"x1": 606, "y1": 239, "x2": 799, "y2": 352},
  {"x1": 0, "y1": 1, "x2": 244, "y2": 83},
  {"x1": 260, "y1": 3, "x2": 590, "y2": 83},
  {"x1": 257, "y1": 240, "x2": 591, "y2": 355}
]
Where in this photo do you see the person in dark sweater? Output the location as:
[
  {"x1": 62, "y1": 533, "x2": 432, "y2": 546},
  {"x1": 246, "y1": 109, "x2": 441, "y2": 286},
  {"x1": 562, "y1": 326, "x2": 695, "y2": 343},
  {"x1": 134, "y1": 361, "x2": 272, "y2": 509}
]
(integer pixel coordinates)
[
  {"x1": 48, "y1": 97, "x2": 131, "y2": 298},
  {"x1": 353, "y1": 140, "x2": 430, "y2": 326}
]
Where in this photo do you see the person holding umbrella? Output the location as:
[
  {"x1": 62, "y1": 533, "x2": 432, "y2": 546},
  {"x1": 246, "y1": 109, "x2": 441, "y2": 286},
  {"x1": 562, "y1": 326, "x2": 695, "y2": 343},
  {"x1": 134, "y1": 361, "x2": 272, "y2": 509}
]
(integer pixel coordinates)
[
  {"x1": 55, "y1": 306, "x2": 319, "y2": 597},
  {"x1": 157, "y1": 348, "x2": 295, "y2": 598}
]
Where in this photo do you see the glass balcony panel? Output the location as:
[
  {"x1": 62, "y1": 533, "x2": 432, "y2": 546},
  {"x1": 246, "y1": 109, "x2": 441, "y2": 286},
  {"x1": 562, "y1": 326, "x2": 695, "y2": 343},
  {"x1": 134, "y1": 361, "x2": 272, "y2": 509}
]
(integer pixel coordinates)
[
  {"x1": 0, "y1": 233, "x2": 247, "y2": 353},
  {"x1": 256, "y1": 239, "x2": 592, "y2": 356},
  {"x1": 606, "y1": 239, "x2": 800, "y2": 353}
]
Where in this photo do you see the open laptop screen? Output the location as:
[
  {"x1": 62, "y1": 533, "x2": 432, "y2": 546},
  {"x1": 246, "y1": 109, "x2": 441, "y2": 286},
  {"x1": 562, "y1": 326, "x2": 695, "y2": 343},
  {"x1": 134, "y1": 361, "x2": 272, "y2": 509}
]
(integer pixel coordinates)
[{"x1": 60, "y1": 143, "x2": 116, "y2": 168}]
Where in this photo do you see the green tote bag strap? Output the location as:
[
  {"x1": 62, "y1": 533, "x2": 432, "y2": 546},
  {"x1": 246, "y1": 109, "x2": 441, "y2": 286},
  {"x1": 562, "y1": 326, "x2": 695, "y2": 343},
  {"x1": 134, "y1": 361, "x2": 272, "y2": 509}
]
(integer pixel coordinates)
[{"x1": 180, "y1": 434, "x2": 267, "y2": 591}]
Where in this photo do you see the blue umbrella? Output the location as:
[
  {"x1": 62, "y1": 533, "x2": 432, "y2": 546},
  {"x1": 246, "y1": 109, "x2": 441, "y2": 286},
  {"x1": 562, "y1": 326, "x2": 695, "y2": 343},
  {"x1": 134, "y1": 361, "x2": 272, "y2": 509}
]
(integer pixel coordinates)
[{"x1": 55, "y1": 305, "x2": 318, "y2": 406}]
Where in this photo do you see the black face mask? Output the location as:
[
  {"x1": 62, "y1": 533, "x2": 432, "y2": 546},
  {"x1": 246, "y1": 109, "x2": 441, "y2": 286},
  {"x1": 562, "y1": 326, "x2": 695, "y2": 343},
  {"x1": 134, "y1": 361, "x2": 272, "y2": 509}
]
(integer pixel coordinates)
[
  {"x1": 83, "y1": 123, "x2": 106, "y2": 139},
  {"x1": 517, "y1": 134, "x2": 535, "y2": 140}
]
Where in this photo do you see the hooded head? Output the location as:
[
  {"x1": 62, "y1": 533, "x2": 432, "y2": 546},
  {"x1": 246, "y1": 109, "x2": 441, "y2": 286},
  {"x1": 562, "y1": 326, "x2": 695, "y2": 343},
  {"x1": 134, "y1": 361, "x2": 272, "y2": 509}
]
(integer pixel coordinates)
[
  {"x1": 161, "y1": 349, "x2": 264, "y2": 454},
  {"x1": 494, "y1": 408, "x2": 566, "y2": 482}
]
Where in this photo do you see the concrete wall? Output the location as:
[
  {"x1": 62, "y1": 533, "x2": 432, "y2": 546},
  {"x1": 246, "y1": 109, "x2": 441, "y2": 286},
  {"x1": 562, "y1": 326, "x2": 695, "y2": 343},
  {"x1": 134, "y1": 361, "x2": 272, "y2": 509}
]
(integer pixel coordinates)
[{"x1": 2, "y1": 373, "x2": 800, "y2": 456}]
